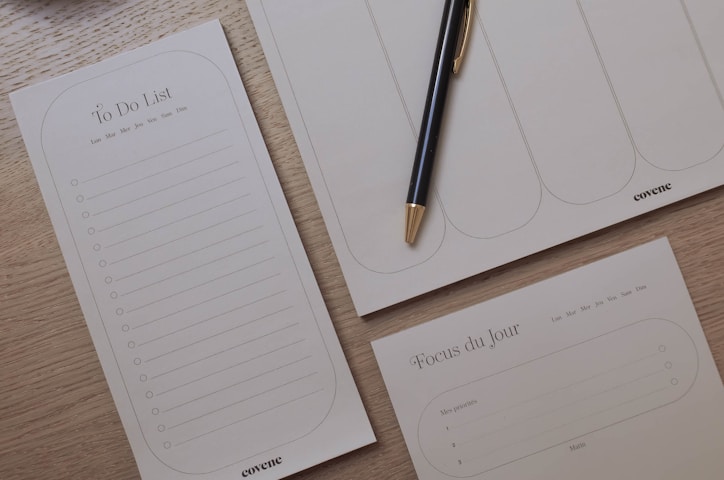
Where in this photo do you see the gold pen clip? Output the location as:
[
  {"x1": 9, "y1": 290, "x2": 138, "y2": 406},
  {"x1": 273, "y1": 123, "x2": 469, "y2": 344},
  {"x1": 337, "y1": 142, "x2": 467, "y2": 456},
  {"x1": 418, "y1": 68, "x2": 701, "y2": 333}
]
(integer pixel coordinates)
[{"x1": 452, "y1": 0, "x2": 475, "y2": 74}]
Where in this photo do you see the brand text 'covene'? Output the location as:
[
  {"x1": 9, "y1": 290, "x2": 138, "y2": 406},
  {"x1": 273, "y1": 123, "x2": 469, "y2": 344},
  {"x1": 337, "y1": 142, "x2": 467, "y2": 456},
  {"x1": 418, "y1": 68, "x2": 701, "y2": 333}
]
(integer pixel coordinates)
[
  {"x1": 241, "y1": 457, "x2": 283, "y2": 477},
  {"x1": 633, "y1": 183, "x2": 672, "y2": 201}
]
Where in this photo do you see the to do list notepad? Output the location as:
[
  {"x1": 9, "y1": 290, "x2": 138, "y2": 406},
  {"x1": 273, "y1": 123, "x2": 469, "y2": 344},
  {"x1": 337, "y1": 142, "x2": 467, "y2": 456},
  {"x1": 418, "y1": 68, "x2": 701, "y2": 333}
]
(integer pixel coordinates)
[{"x1": 10, "y1": 21, "x2": 374, "y2": 480}]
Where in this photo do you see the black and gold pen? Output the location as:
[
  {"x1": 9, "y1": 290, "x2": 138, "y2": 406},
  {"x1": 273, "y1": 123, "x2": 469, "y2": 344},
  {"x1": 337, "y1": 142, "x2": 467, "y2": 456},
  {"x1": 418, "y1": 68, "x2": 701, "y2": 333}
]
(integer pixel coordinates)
[{"x1": 405, "y1": 0, "x2": 474, "y2": 244}]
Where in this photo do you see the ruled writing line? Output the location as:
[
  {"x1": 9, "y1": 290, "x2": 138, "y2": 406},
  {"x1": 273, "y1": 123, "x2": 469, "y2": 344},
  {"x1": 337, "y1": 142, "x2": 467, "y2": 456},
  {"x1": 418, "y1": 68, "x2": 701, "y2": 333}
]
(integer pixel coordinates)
[
  {"x1": 126, "y1": 258, "x2": 275, "y2": 314},
  {"x1": 92, "y1": 162, "x2": 238, "y2": 217},
  {"x1": 120, "y1": 244, "x2": 267, "y2": 297},
  {"x1": 166, "y1": 371, "x2": 319, "y2": 427},
  {"x1": 87, "y1": 146, "x2": 232, "y2": 200},
  {"x1": 138, "y1": 301, "x2": 291, "y2": 347},
  {"x1": 132, "y1": 278, "x2": 283, "y2": 331},
  {"x1": 448, "y1": 349, "x2": 662, "y2": 431},
  {"x1": 148, "y1": 322, "x2": 299, "y2": 377},
  {"x1": 156, "y1": 338, "x2": 305, "y2": 396},
  {"x1": 463, "y1": 385, "x2": 670, "y2": 463},
  {"x1": 81, "y1": 130, "x2": 226, "y2": 184},
  {"x1": 106, "y1": 197, "x2": 253, "y2": 250},
  {"x1": 109, "y1": 217, "x2": 259, "y2": 266},
  {"x1": 163, "y1": 356, "x2": 313, "y2": 413},
  {"x1": 139, "y1": 304, "x2": 292, "y2": 361},
  {"x1": 459, "y1": 368, "x2": 664, "y2": 446},
  {"x1": 116, "y1": 231, "x2": 262, "y2": 282},
  {"x1": 97, "y1": 177, "x2": 243, "y2": 233},
  {"x1": 174, "y1": 388, "x2": 324, "y2": 447}
]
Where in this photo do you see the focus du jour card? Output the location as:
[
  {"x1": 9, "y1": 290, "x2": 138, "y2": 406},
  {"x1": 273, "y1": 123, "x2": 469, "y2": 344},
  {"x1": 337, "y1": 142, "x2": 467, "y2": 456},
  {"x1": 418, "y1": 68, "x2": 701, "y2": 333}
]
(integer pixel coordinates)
[{"x1": 373, "y1": 238, "x2": 724, "y2": 480}]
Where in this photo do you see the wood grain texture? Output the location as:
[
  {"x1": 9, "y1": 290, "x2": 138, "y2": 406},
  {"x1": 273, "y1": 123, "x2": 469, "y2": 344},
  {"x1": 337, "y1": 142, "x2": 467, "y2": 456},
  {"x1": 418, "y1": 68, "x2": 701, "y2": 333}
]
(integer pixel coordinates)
[{"x1": 1, "y1": 2, "x2": 723, "y2": 479}]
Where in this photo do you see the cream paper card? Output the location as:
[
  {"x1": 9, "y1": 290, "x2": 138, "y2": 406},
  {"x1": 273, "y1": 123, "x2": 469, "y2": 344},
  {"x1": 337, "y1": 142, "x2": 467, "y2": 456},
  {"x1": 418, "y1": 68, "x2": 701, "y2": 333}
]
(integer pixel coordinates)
[
  {"x1": 248, "y1": 0, "x2": 724, "y2": 315},
  {"x1": 372, "y1": 238, "x2": 724, "y2": 479},
  {"x1": 10, "y1": 20, "x2": 374, "y2": 480}
]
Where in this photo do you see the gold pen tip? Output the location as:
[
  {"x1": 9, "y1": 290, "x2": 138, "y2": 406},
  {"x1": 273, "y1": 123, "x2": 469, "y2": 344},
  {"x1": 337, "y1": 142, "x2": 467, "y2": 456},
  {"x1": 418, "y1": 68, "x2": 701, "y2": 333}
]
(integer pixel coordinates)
[{"x1": 405, "y1": 203, "x2": 426, "y2": 244}]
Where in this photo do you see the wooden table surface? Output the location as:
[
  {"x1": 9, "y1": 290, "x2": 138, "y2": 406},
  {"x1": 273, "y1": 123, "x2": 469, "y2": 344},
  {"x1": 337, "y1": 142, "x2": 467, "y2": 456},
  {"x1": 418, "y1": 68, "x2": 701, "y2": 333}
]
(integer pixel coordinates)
[{"x1": 2, "y1": 1, "x2": 723, "y2": 479}]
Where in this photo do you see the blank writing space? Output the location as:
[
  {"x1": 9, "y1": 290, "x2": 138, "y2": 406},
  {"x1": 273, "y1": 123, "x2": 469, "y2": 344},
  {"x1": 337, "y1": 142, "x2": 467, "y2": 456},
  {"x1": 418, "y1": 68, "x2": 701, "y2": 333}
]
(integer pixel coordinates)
[
  {"x1": 458, "y1": 368, "x2": 666, "y2": 458},
  {"x1": 580, "y1": 0, "x2": 724, "y2": 170},
  {"x1": 447, "y1": 349, "x2": 660, "y2": 432},
  {"x1": 684, "y1": 0, "x2": 724, "y2": 98},
  {"x1": 417, "y1": 319, "x2": 698, "y2": 477},
  {"x1": 480, "y1": 0, "x2": 633, "y2": 204}
]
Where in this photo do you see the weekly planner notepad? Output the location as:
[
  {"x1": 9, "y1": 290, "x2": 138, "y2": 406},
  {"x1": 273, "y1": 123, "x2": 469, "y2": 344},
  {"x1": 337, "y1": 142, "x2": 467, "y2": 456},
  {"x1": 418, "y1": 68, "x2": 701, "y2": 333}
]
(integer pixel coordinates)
[
  {"x1": 248, "y1": 0, "x2": 724, "y2": 315},
  {"x1": 10, "y1": 21, "x2": 374, "y2": 480},
  {"x1": 373, "y1": 238, "x2": 724, "y2": 479}
]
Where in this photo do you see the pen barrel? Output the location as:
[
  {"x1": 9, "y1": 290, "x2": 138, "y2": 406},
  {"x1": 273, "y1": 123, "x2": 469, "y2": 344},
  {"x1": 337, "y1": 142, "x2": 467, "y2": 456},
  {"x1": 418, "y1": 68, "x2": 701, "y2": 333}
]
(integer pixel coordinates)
[{"x1": 407, "y1": 0, "x2": 468, "y2": 206}]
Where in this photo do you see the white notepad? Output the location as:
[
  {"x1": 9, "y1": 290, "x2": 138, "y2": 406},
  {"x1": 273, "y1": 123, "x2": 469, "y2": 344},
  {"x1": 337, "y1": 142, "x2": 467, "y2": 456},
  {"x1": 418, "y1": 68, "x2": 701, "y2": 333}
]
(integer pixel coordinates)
[
  {"x1": 11, "y1": 20, "x2": 374, "y2": 480},
  {"x1": 372, "y1": 238, "x2": 724, "y2": 480},
  {"x1": 248, "y1": 0, "x2": 724, "y2": 315}
]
